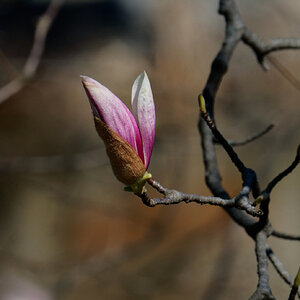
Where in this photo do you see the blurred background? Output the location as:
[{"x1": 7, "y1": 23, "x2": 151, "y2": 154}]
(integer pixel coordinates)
[{"x1": 0, "y1": 0, "x2": 299, "y2": 299}]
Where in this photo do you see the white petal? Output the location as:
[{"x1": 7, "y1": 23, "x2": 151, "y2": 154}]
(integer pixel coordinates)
[{"x1": 131, "y1": 71, "x2": 155, "y2": 168}]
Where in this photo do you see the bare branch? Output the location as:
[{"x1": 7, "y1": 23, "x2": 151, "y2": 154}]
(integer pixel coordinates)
[
  {"x1": 253, "y1": 145, "x2": 299, "y2": 217},
  {"x1": 224, "y1": 124, "x2": 274, "y2": 147},
  {"x1": 198, "y1": 0, "x2": 261, "y2": 234},
  {"x1": 267, "y1": 247, "x2": 292, "y2": 284},
  {"x1": 242, "y1": 30, "x2": 300, "y2": 90},
  {"x1": 197, "y1": 0, "x2": 300, "y2": 298},
  {"x1": 139, "y1": 179, "x2": 262, "y2": 217},
  {"x1": 0, "y1": 0, "x2": 64, "y2": 104},
  {"x1": 242, "y1": 29, "x2": 300, "y2": 65},
  {"x1": 250, "y1": 232, "x2": 274, "y2": 300},
  {"x1": 265, "y1": 145, "x2": 299, "y2": 195},
  {"x1": 267, "y1": 247, "x2": 300, "y2": 298},
  {"x1": 199, "y1": 95, "x2": 261, "y2": 201},
  {"x1": 271, "y1": 230, "x2": 300, "y2": 242},
  {"x1": 199, "y1": 95, "x2": 247, "y2": 174}
]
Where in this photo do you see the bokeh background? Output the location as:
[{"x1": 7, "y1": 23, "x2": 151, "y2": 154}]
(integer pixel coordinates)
[{"x1": 0, "y1": 0, "x2": 299, "y2": 299}]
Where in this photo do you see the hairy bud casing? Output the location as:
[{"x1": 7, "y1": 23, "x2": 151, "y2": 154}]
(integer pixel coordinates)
[{"x1": 94, "y1": 117, "x2": 146, "y2": 185}]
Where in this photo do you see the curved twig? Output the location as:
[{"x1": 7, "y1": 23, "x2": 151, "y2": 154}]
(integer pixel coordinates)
[
  {"x1": 224, "y1": 124, "x2": 274, "y2": 147},
  {"x1": 0, "y1": 0, "x2": 64, "y2": 104},
  {"x1": 267, "y1": 247, "x2": 300, "y2": 298},
  {"x1": 264, "y1": 145, "x2": 299, "y2": 195},
  {"x1": 271, "y1": 230, "x2": 300, "y2": 241}
]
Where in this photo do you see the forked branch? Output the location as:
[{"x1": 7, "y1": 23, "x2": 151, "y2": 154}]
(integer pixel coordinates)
[{"x1": 139, "y1": 178, "x2": 262, "y2": 217}]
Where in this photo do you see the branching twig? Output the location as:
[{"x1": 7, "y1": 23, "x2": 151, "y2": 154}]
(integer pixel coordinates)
[
  {"x1": 0, "y1": 0, "x2": 64, "y2": 104},
  {"x1": 199, "y1": 95, "x2": 248, "y2": 175},
  {"x1": 140, "y1": 178, "x2": 262, "y2": 217},
  {"x1": 196, "y1": 0, "x2": 300, "y2": 297},
  {"x1": 135, "y1": 0, "x2": 299, "y2": 298},
  {"x1": 253, "y1": 146, "x2": 299, "y2": 231},
  {"x1": 195, "y1": 0, "x2": 262, "y2": 237},
  {"x1": 242, "y1": 30, "x2": 300, "y2": 91},
  {"x1": 254, "y1": 145, "x2": 300, "y2": 206},
  {"x1": 199, "y1": 94, "x2": 260, "y2": 199},
  {"x1": 242, "y1": 28, "x2": 300, "y2": 67}
]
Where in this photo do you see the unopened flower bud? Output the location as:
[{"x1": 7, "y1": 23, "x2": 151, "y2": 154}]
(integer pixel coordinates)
[
  {"x1": 94, "y1": 117, "x2": 146, "y2": 185},
  {"x1": 81, "y1": 72, "x2": 155, "y2": 194}
]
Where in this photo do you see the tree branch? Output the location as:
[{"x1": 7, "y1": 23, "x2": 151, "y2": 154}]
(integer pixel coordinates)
[
  {"x1": 139, "y1": 178, "x2": 262, "y2": 217},
  {"x1": 135, "y1": 0, "x2": 299, "y2": 297},
  {"x1": 199, "y1": 95, "x2": 260, "y2": 199},
  {"x1": 250, "y1": 231, "x2": 274, "y2": 299},
  {"x1": 267, "y1": 247, "x2": 300, "y2": 298},
  {"x1": 271, "y1": 230, "x2": 300, "y2": 242},
  {"x1": 254, "y1": 145, "x2": 300, "y2": 208},
  {"x1": 196, "y1": 0, "x2": 300, "y2": 298},
  {"x1": 197, "y1": 0, "x2": 259, "y2": 236},
  {"x1": 264, "y1": 145, "x2": 299, "y2": 195},
  {"x1": 0, "y1": 0, "x2": 64, "y2": 104},
  {"x1": 242, "y1": 29, "x2": 300, "y2": 67},
  {"x1": 223, "y1": 124, "x2": 274, "y2": 147}
]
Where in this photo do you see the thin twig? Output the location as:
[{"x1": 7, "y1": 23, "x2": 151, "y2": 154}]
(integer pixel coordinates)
[
  {"x1": 267, "y1": 247, "x2": 292, "y2": 284},
  {"x1": 199, "y1": 95, "x2": 247, "y2": 174},
  {"x1": 271, "y1": 230, "x2": 300, "y2": 241},
  {"x1": 267, "y1": 247, "x2": 300, "y2": 298},
  {"x1": 265, "y1": 145, "x2": 300, "y2": 194},
  {"x1": 253, "y1": 145, "x2": 299, "y2": 216},
  {"x1": 199, "y1": 95, "x2": 260, "y2": 200},
  {"x1": 0, "y1": 0, "x2": 64, "y2": 104},
  {"x1": 224, "y1": 124, "x2": 274, "y2": 147}
]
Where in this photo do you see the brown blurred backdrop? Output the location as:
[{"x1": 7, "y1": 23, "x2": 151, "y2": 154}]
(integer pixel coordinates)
[{"x1": 0, "y1": 0, "x2": 299, "y2": 299}]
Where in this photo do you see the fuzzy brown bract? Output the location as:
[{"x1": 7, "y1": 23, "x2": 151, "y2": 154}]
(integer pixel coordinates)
[{"x1": 94, "y1": 117, "x2": 146, "y2": 185}]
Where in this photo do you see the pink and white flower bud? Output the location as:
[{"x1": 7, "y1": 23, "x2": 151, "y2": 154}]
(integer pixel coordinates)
[{"x1": 81, "y1": 72, "x2": 155, "y2": 193}]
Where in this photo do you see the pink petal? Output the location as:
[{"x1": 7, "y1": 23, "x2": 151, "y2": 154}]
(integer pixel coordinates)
[
  {"x1": 131, "y1": 71, "x2": 155, "y2": 169},
  {"x1": 81, "y1": 76, "x2": 144, "y2": 161}
]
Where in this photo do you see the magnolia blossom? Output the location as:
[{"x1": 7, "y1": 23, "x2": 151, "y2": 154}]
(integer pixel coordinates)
[{"x1": 81, "y1": 71, "x2": 155, "y2": 194}]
